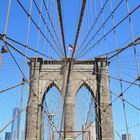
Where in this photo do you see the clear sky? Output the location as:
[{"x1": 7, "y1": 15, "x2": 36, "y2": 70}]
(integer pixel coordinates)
[{"x1": 0, "y1": 0, "x2": 140, "y2": 140}]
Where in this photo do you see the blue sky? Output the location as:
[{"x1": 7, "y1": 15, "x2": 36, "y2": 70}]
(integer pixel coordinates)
[{"x1": 0, "y1": 0, "x2": 140, "y2": 140}]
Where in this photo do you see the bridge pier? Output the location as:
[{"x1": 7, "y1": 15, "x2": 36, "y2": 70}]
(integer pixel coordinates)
[
  {"x1": 95, "y1": 58, "x2": 114, "y2": 140},
  {"x1": 25, "y1": 58, "x2": 42, "y2": 140},
  {"x1": 25, "y1": 58, "x2": 114, "y2": 140},
  {"x1": 64, "y1": 95, "x2": 75, "y2": 139},
  {"x1": 61, "y1": 61, "x2": 76, "y2": 140}
]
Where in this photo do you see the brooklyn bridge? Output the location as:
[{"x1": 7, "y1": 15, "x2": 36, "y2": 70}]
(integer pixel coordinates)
[{"x1": 0, "y1": 0, "x2": 140, "y2": 140}]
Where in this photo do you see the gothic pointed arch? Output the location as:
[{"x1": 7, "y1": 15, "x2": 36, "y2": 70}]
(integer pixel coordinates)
[
  {"x1": 40, "y1": 80, "x2": 62, "y2": 104},
  {"x1": 73, "y1": 80, "x2": 96, "y2": 98}
]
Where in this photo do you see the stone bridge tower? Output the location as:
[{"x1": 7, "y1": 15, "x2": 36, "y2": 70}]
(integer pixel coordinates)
[{"x1": 25, "y1": 57, "x2": 114, "y2": 140}]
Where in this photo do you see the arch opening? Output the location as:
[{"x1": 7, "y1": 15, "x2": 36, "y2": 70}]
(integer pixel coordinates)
[
  {"x1": 75, "y1": 81, "x2": 95, "y2": 98},
  {"x1": 41, "y1": 85, "x2": 63, "y2": 140},
  {"x1": 74, "y1": 84, "x2": 96, "y2": 140}
]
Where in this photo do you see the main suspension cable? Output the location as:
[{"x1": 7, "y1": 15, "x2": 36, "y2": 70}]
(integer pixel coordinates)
[{"x1": 56, "y1": 0, "x2": 67, "y2": 59}]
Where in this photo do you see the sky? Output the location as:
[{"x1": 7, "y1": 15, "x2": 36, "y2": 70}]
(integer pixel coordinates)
[{"x1": 0, "y1": 0, "x2": 140, "y2": 140}]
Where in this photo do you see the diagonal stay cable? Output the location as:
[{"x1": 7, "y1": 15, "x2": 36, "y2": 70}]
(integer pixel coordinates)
[
  {"x1": 32, "y1": 0, "x2": 64, "y2": 57},
  {"x1": 0, "y1": 34, "x2": 54, "y2": 60},
  {"x1": 2, "y1": 39, "x2": 33, "y2": 61},
  {"x1": 107, "y1": 79, "x2": 137, "y2": 108},
  {"x1": 70, "y1": 68, "x2": 122, "y2": 140},
  {"x1": 42, "y1": 0, "x2": 64, "y2": 57},
  {"x1": 83, "y1": 73, "x2": 139, "y2": 139},
  {"x1": 0, "y1": 45, "x2": 52, "y2": 134},
  {"x1": 0, "y1": 70, "x2": 55, "y2": 94},
  {"x1": 56, "y1": 0, "x2": 67, "y2": 59},
  {"x1": 2, "y1": 40, "x2": 42, "y2": 102},
  {"x1": 75, "y1": 0, "x2": 109, "y2": 57},
  {"x1": 76, "y1": 64, "x2": 140, "y2": 117},
  {"x1": 3, "y1": 40, "x2": 33, "y2": 83},
  {"x1": 0, "y1": 95, "x2": 35, "y2": 133},
  {"x1": 75, "y1": 0, "x2": 124, "y2": 58},
  {"x1": 16, "y1": 0, "x2": 62, "y2": 59},
  {"x1": 76, "y1": 1, "x2": 140, "y2": 59},
  {"x1": 108, "y1": 38, "x2": 140, "y2": 60},
  {"x1": 88, "y1": 37, "x2": 140, "y2": 60},
  {"x1": 84, "y1": 64, "x2": 140, "y2": 113}
]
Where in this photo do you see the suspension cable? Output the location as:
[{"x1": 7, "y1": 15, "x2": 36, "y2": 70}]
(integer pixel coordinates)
[
  {"x1": 32, "y1": 0, "x2": 64, "y2": 57},
  {"x1": 42, "y1": 0, "x2": 63, "y2": 57},
  {"x1": 75, "y1": 0, "x2": 109, "y2": 57},
  {"x1": 76, "y1": 2, "x2": 140, "y2": 59},
  {"x1": 2, "y1": 39, "x2": 32, "y2": 61},
  {"x1": 72, "y1": 68, "x2": 122, "y2": 139},
  {"x1": 16, "y1": 0, "x2": 62, "y2": 59},
  {"x1": 0, "y1": 34, "x2": 54, "y2": 59},
  {"x1": 56, "y1": 0, "x2": 67, "y2": 59},
  {"x1": 18, "y1": 1, "x2": 33, "y2": 139},
  {"x1": 75, "y1": 0, "x2": 124, "y2": 58},
  {"x1": 75, "y1": 64, "x2": 140, "y2": 113},
  {"x1": 93, "y1": 0, "x2": 100, "y2": 54},
  {"x1": 124, "y1": 0, "x2": 140, "y2": 77},
  {"x1": 72, "y1": 0, "x2": 87, "y2": 58},
  {"x1": 81, "y1": 36, "x2": 140, "y2": 61},
  {"x1": 109, "y1": 0, "x2": 129, "y2": 135}
]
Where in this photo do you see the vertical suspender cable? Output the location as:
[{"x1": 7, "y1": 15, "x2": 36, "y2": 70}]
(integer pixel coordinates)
[
  {"x1": 0, "y1": 0, "x2": 12, "y2": 66},
  {"x1": 43, "y1": 3, "x2": 47, "y2": 61},
  {"x1": 42, "y1": 0, "x2": 64, "y2": 59},
  {"x1": 124, "y1": 1, "x2": 140, "y2": 138},
  {"x1": 19, "y1": 0, "x2": 33, "y2": 140},
  {"x1": 32, "y1": 0, "x2": 64, "y2": 58},
  {"x1": 124, "y1": 0, "x2": 140, "y2": 77},
  {"x1": 4, "y1": 0, "x2": 12, "y2": 35},
  {"x1": 109, "y1": 0, "x2": 129, "y2": 135},
  {"x1": 75, "y1": 0, "x2": 109, "y2": 59},
  {"x1": 36, "y1": 0, "x2": 43, "y2": 59},
  {"x1": 93, "y1": 0, "x2": 100, "y2": 55}
]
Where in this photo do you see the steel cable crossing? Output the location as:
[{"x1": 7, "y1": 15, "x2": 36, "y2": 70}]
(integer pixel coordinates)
[
  {"x1": 1, "y1": 0, "x2": 140, "y2": 139},
  {"x1": 0, "y1": 0, "x2": 59, "y2": 135},
  {"x1": 0, "y1": 3, "x2": 62, "y2": 126},
  {"x1": 76, "y1": 2, "x2": 140, "y2": 59},
  {"x1": 42, "y1": 0, "x2": 63, "y2": 57},
  {"x1": 0, "y1": 34, "x2": 54, "y2": 60},
  {"x1": 75, "y1": 0, "x2": 123, "y2": 58},
  {"x1": 109, "y1": 0, "x2": 129, "y2": 134},
  {"x1": 75, "y1": 64, "x2": 140, "y2": 112},
  {"x1": 75, "y1": 36, "x2": 140, "y2": 62},
  {"x1": 71, "y1": 64, "x2": 140, "y2": 139},
  {"x1": 32, "y1": 0, "x2": 64, "y2": 57},
  {"x1": 75, "y1": 0, "x2": 109, "y2": 57},
  {"x1": 16, "y1": 0, "x2": 63, "y2": 59}
]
